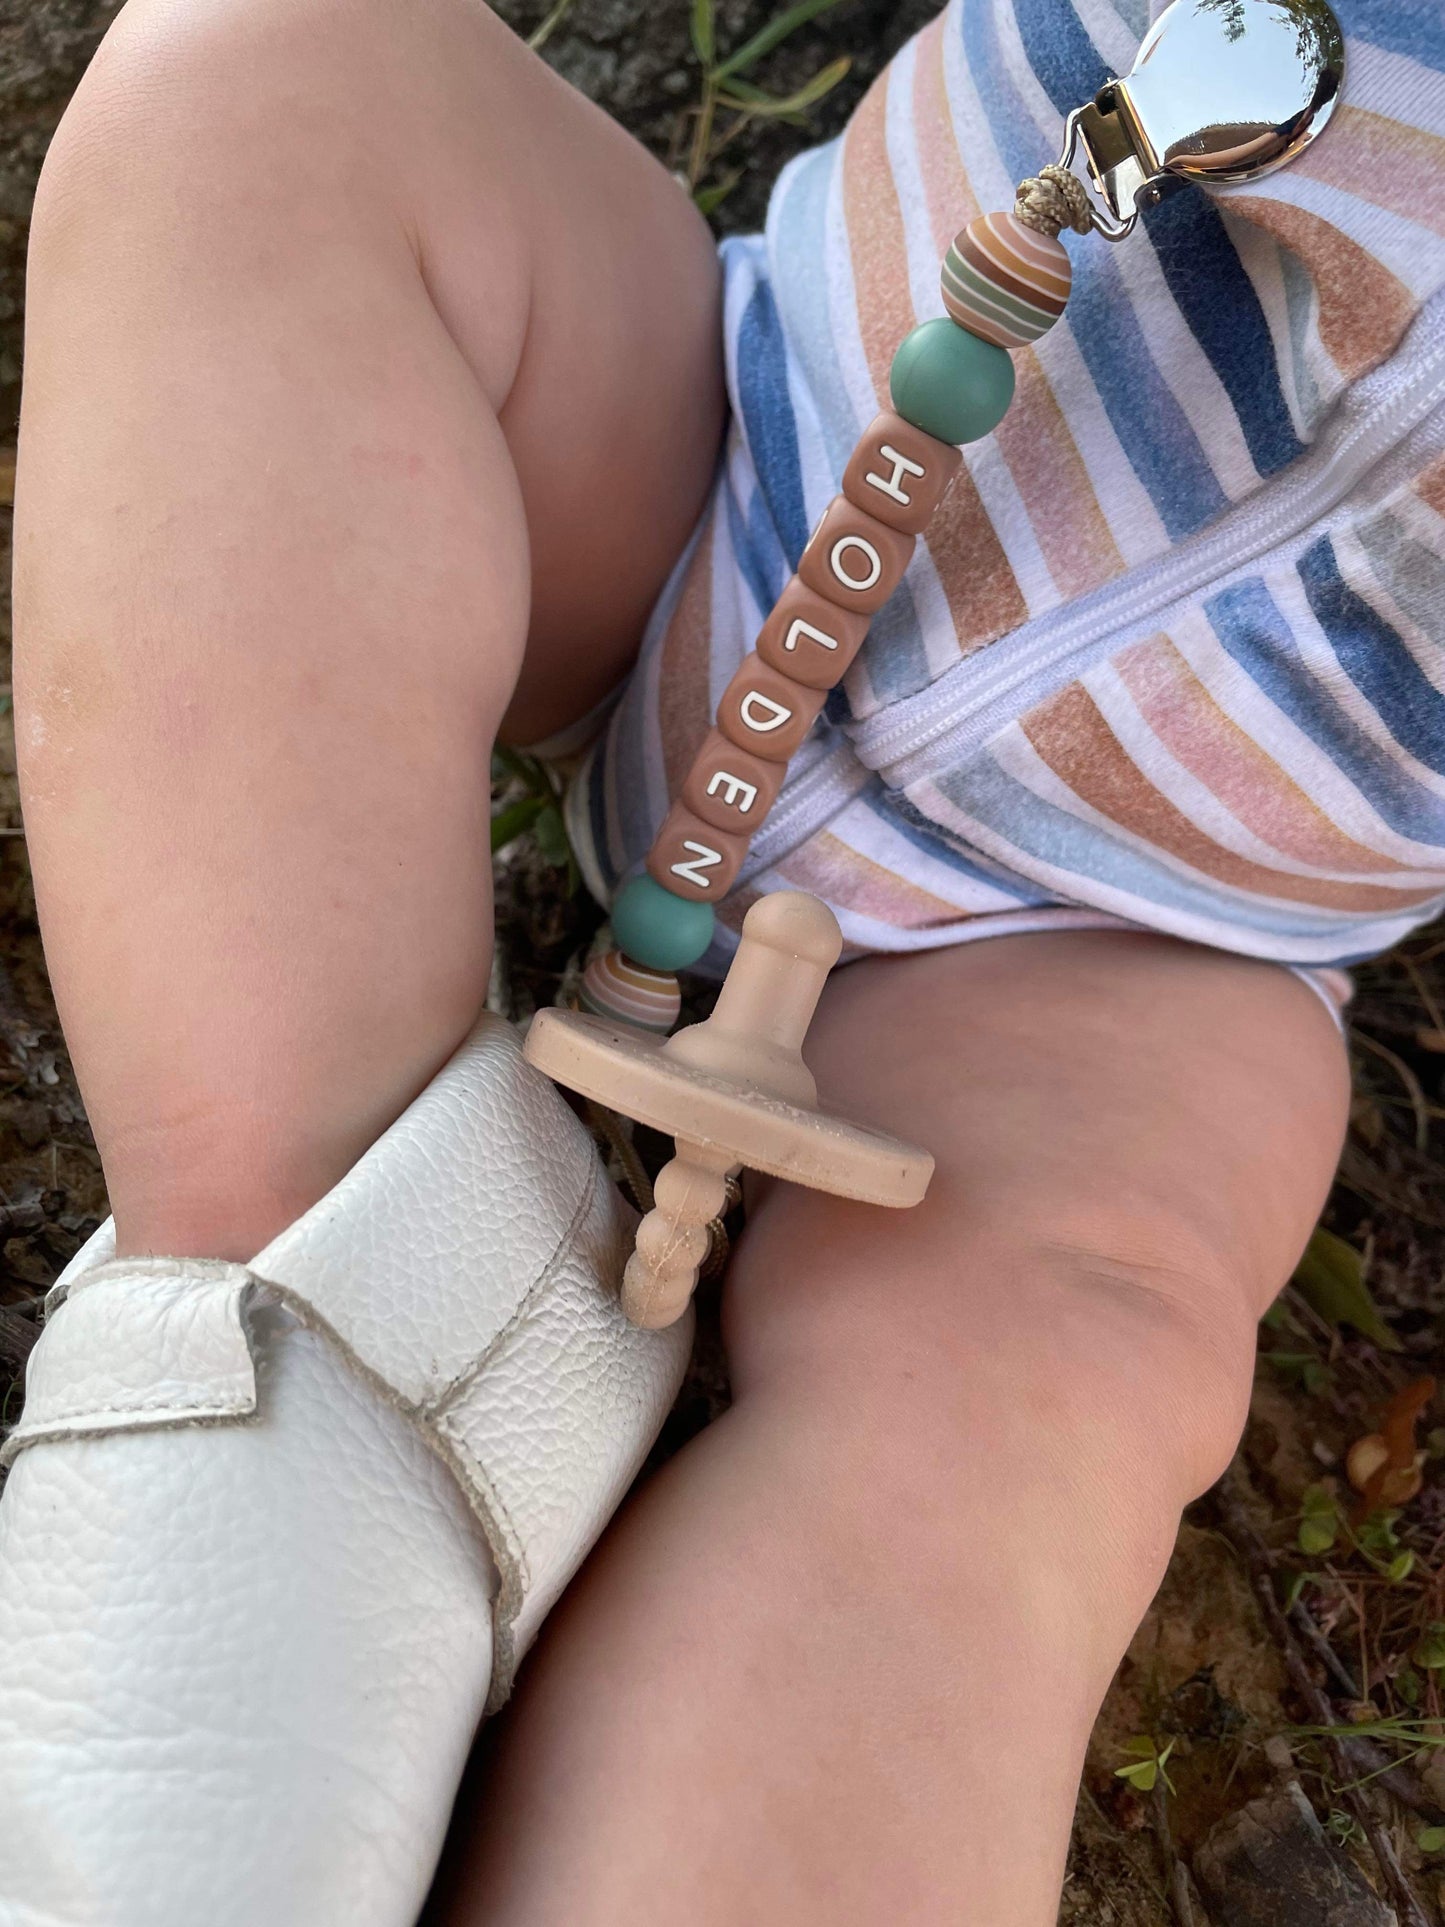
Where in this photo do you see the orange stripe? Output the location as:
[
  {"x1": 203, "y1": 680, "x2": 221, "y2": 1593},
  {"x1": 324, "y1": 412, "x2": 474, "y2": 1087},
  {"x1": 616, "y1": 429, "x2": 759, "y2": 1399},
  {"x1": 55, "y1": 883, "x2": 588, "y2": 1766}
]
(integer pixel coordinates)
[
  {"x1": 991, "y1": 361, "x2": 1124, "y2": 601},
  {"x1": 656, "y1": 510, "x2": 717, "y2": 798},
  {"x1": 840, "y1": 67, "x2": 915, "y2": 404},
  {"x1": 1224, "y1": 193, "x2": 1417, "y2": 381},
  {"x1": 1417, "y1": 453, "x2": 1445, "y2": 521},
  {"x1": 1295, "y1": 107, "x2": 1445, "y2": 240},
  {"x1": 1022, "y1": 682, "x2": 1439, "y2": 913},
  {"x1": 967, "y1": 219, "x2": 1069, "y2": 305},
  {"x1": 911, "y1": 15, "x2": 978, "y2": 265},
  {"x1": 777, "y1": 830, "x2": 969, "y2": 929},
  {"x1": 1115, "y1": 636, "x2": 1403, "y2": 875}
]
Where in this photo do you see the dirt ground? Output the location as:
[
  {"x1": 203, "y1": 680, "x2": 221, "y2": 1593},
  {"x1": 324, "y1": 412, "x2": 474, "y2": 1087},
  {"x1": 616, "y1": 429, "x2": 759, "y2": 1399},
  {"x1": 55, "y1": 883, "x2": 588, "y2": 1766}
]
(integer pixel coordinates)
[{"x1": 3, "y1": 3, "x2": 1445, "y2": 1921}]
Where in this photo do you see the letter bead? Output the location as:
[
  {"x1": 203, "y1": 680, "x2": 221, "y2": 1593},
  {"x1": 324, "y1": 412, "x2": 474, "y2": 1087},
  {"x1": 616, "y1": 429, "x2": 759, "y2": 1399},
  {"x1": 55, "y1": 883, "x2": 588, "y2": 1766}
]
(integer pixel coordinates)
[
  {"x1": 841, "y1": 412, "x2": 962, "y2": 535},
  {"x1": 797, "y1": 495, "x2": 915, "y2": 616},
  {"x1": 682, "y1": 729, "x2": 788, "y2": 835},
  {"x1": 755, "y1": 578, "x2": 871, "y2": 691},
  {"x1": 716, "y1": 654, "x2": 828, "y2": 763},
  {"x1": 646, "y1": 803, "x2": 750, "y2": 903}
]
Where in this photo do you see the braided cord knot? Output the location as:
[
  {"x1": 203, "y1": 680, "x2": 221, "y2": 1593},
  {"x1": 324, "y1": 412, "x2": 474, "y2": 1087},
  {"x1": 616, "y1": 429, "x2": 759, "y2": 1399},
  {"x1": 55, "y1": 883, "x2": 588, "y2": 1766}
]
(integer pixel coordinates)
[{"x1": 1013, "y1": 164, "x2": 1094, "y2": 238}]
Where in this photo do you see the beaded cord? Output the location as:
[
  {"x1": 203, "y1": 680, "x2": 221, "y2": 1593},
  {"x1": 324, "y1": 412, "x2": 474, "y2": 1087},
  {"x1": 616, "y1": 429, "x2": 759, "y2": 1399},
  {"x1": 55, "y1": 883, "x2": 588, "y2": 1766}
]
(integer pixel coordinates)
[{"x1": 579, "y1": 174, "x2": 1082, "y2": 1033}]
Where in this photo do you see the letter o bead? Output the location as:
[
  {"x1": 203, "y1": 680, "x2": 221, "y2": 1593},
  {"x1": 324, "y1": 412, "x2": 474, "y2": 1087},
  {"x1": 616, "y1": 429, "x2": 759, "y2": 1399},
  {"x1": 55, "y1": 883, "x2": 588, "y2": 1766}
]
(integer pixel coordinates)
[
  {"x1": 841, "y1": 412, "x2": 962, "y2": 535},
  {"x1": 682, "y1": 729, "x2": 787, "y2": 835},
  {"x1": 646, "y1": 803, "x2": 750, "y2": 903},
  {"x1": 716, "y1": 655, "x2": 827, "y2": 762},
  {"x1": 797, "y1": 495, "x2": 915, "y2": 616},
  {"x1": 755, "y1": 579, "x2": 870, "y2": 691}
]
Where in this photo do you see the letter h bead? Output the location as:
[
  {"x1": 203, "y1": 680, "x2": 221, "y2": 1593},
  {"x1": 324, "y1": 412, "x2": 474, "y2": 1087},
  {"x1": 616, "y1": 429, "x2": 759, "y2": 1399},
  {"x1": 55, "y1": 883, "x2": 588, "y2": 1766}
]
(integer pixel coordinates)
[{"x1": 841, "y1": 412, "x2": 962, "y2": 535}]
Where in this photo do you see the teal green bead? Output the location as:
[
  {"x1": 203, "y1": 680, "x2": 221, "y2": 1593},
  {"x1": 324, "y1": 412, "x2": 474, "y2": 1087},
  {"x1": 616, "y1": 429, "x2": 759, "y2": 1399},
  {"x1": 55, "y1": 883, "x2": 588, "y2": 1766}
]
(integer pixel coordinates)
[
  {"x1": 889, "y1": 318, "x2": 1016, "y2": 446},
  {"x1": 610, "y1": 873, "x2": 716, "y2": 972}
]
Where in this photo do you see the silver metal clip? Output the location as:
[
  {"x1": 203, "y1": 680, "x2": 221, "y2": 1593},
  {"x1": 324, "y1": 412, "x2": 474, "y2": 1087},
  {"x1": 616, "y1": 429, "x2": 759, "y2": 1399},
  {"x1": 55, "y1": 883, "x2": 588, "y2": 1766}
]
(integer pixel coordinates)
[{"x1": 1058, "y1": 0, "x2": 1345, "y2": 241}]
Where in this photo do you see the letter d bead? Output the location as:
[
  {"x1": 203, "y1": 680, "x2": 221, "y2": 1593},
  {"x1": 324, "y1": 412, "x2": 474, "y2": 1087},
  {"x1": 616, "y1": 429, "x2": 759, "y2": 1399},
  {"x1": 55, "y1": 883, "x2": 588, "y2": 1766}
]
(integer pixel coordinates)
[{"x1": 716, "y1": 655, "x2": 827, "y2": 762}]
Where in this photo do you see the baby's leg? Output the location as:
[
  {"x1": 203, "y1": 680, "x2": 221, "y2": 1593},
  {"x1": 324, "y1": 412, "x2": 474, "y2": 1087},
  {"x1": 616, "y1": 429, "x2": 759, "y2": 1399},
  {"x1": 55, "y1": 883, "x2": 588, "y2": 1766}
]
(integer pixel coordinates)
[
  {"x1": 439, "y1": 932, "x2": 1348, "y2": 1924},
  {"x1": 15, "y1": 0, "x2": 722, "y2": 1257}
]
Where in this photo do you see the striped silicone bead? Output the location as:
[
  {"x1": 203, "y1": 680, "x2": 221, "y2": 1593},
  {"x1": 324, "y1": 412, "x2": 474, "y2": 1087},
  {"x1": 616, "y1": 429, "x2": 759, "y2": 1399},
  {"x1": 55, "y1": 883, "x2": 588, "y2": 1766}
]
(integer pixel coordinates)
[
  {"x1": 940, "y1": 212, "x2": 1071, "y2": 351},
  {"x1": 579, "y1": 949, "x2": 682, "y2": 1034}
]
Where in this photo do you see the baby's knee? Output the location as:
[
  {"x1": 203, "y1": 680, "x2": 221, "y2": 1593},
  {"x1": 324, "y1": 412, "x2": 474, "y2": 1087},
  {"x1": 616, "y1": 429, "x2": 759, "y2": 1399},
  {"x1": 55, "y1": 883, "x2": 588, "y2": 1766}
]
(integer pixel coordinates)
[
  {"x1": 727, "y1": 1190, "x2": 1258, "y2": 1519},
  {"x1": 32, "y1": 0, "x2": 473, "y2": 255}
]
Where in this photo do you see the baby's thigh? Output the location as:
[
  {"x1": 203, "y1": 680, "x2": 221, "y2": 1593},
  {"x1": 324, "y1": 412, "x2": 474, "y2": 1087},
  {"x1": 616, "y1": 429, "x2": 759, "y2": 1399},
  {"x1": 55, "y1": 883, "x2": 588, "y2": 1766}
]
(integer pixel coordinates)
[{"x1": 724, "y1": 931, "x2": 1349, "y2": 1519}]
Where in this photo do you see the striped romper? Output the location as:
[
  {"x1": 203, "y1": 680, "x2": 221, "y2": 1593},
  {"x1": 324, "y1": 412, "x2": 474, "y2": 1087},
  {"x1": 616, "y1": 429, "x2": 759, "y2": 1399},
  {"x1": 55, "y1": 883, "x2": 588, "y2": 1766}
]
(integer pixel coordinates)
[{"x1": 566, "y1": 0, "x2": 1445, "y2": 999}]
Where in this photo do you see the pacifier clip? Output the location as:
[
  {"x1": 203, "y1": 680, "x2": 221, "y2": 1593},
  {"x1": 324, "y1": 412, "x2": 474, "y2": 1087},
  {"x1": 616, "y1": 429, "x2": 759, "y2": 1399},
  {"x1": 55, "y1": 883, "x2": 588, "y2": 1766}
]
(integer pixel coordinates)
[{"x1": 526, "y1": 0, "x2": 1345, "y2": 1328}]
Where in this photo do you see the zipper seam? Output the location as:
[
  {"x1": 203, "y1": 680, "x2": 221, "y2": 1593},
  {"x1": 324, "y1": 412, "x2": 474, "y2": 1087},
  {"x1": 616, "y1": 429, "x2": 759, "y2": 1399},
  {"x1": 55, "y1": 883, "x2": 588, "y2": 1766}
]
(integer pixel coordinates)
[{"x1": 850, "y1": 305, "x2": 1445, "y2": 784}]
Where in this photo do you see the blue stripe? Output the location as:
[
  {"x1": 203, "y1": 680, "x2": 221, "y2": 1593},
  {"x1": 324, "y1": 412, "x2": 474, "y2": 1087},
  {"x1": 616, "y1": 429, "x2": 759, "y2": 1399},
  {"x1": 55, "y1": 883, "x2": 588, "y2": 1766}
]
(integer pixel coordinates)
[
  {"x1": 1301, "y1": 535, "x2": 1445, "y2": 775},
  {"x1": 1144, "y1": 191, "x2": 1305, "y2": 480},
  {"x1": 942, "y1": 746, "x2": 1413, "y2": 943},
  {"x1": 960, "y1": 0, "x2": 1228, "y2": 538},
  {"x1": 1064, "y1": 248, "x2": 1230, "y2": 536},
  {"x1": 885, "y1": 787, "x2": 1054, "y2": 901},
  {"x1": 723, "y1": 475, "x2": 784, "y2": 625},
  {"x1": 1335, "y1": 0, "x2": 1445, "y2": 67},
  {"x1": 734, "y1": 279, "x2": 810, "y2": 564},
  {"x1": 862, "y1": 573, "x2": 933, "y2": 707},
  {"x1": 758, "y1": 160, "x2": 860, "y2": 479},
  {"x1": 1009, "y1": 0, "x2": 1110, "y2": 115},
  {"x1": 1205, "y1": 573, "x2": 1445, "y2": 840}
]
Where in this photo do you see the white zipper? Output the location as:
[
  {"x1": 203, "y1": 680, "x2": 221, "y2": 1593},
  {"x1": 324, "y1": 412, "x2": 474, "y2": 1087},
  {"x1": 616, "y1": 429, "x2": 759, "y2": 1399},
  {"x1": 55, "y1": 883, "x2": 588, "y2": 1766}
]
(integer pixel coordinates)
[{"x1": 840, "y1": 294, "x2": 1445, "y2": 792}]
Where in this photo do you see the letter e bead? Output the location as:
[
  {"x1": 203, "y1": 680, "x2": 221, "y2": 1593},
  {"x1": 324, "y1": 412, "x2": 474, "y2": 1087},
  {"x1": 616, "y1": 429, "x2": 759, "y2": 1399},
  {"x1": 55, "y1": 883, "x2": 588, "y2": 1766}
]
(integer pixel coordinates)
[{"x1": 682, "y1": 730, "x2": 787, "y2": 834}]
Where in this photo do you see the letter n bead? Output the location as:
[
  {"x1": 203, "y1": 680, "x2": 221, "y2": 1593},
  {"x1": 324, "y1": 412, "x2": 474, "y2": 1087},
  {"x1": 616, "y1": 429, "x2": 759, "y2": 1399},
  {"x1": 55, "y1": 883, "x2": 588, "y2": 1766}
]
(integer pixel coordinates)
[
  {"x1": 841, "y1": 412, "x2": 962, "y2": 535},
  {"x1": 797, "y1": 496, "x2": 914, "y2": 616},
  {"x1": 755, "y1": 579, "x2": 870, "y2": 692},
  {"x1": 682, "y1": 730, "x2": 787, "y2": 835},
  {"x1": 646, "y1": 803, "x2": 749, "y2": 904},
  {"x1": 716, "y1": 655, "x2": 827, "y2": 762}
]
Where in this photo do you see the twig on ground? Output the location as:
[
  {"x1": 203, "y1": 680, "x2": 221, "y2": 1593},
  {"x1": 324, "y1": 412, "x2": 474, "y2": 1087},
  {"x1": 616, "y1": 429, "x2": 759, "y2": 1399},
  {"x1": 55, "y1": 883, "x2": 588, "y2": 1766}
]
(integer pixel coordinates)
[
  {"x1": 1152, "y1": 1778, "x2": 1202, "y2": 1927},
  {"x1": 1355, "y1": 1032, "x2": 1432, "y2": 1155},
  {"x1": 1216, "y1": 1468, "x2": 1434, "y2": 1927}
]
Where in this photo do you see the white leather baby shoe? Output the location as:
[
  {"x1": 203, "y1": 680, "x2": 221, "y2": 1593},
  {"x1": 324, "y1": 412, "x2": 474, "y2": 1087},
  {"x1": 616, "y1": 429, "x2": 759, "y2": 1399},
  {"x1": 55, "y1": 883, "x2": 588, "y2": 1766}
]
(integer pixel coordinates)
[{"x1": 0, "y1": 1012, "x2": 692, "y2": 1927}]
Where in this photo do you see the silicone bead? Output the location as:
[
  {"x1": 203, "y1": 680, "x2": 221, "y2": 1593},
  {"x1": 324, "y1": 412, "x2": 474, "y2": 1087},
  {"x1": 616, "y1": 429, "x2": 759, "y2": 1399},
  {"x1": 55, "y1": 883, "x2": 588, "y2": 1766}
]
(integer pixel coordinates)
[
  {"x1": 796, "y1": 497, "x2": 915, "y2": 617},
  {"x1": 682, "y1": 729, "x2": 787, "y2": 835},
  {"x1": 647, "y1": 804, "x2": 750, "y2": 904},
  {"x1": 756, "y1": 579, "x2": 870, "y2": 690},
  {"x1": 889, "y1": 318, "x2": 1016, "y2": 446},
  {"x1": 610, "y1": 872, "x2": 716, "y2": 971},
  {"x1": 579, "y1": 949, "x2": 681, "y2": 1033},
  {"x1": 941, "y1": 212, "x2": 1071, "y2": 351},
  {"x1": 841, "y1": 412, "x2": 962, "y2": 535},
  {"x1": 716, "y1": 654, "x2": 828, "y2": 762}
]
